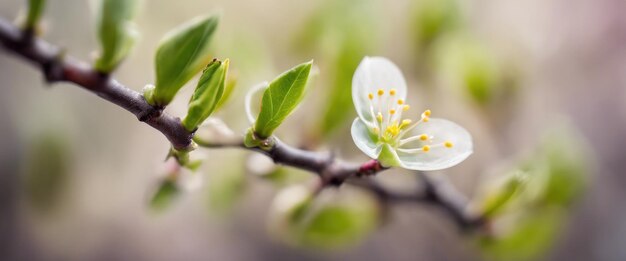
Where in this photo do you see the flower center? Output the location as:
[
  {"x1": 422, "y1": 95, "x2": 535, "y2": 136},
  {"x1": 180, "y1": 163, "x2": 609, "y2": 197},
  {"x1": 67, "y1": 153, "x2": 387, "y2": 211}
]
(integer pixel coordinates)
[{"x1": 366, "y1": 89, "x2": 453, "y2": 154}]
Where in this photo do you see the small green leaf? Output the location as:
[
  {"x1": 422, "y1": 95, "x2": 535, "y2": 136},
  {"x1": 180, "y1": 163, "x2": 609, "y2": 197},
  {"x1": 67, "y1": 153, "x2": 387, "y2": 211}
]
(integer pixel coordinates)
[
  {"x1": 94, "y1": 0, "x2": 139, "y2": 73},
  {"x1": 149, "y1": 179, "x2": 180, "y2": 212},
  {"x1": 150, "y1": 15, "x2": 219, "y2": 106},
  {"x1": 25, "y1": 0, "x2": 46, "y2": 30},
  {"x1": 182, "y1": 59, "x2": 229, "y2": 131},
  {"x1": 480, "y1": 171, "x2": 527, "y2": 218},
  {"x1": 254, "y1": 61, "x2": 313, "y2": 138}
]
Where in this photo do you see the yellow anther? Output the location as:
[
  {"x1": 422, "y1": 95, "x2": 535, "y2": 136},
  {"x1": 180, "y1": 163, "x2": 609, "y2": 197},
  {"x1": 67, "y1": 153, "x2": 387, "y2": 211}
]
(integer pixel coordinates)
[
  {"x1": 419, "y1": 134, "x2": 428, "y2": 141},
  {"x1": 423, "y1": 117, "x2": 430, "y2": 122},
  {"x1": 386, "y1": 124, "x2": 400, "y2": 136},
  {"x1": 424, "y1": 109, "x2": 432, "y2": 117},
  {"x1": 390, "y1": 89, "x2": 396, "y2": 96},
  {"x1": 403, "y1": 105, "x2": 410, "y2": 111},
  {"x1": 422, "y1": 145, "x2": 431, "y2": 152},
  {"x1": 397, "y1": 99, "x2": 404, "y2": 105},
  {"x1": 444, "y1": 141, "x2": 454, "y2": 148},
  {"x1": 389, "y1": 109, "x2": 396, "y2": 115},
  {"x1": 377, "y1": 89, "x2": 384, "y2": 96},
  {"x1": 368, "y1": 93, "x2": 374, "y2": 100},
  {"x1": 376, "y1": 112, "x2": 383, "y2": 122},
  {"x1": 400, "y1": 119, "x2": 412, "y2": 128}
]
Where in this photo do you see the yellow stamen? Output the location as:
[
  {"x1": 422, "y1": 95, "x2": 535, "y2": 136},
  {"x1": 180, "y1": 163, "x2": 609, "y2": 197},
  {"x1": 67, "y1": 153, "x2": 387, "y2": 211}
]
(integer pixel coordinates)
[
  {"x1": 397, "y1": 99, "x2": 404, "y2": 105},
  {"x1": 400, "y1": 119, "x2": 412, "y2": 128},
  {"x1": 390, "y1": 89, "x2": 396, "y2": 96},
  {"x1": 423, "y1": 117, "x2": 430, "y2": 122},
  {"x1": 422, "y1": 145, "x2": 431, "y2": 152},
  {"x1": 368, "y1": 93, "x2": 374, "y2": 100},
  {"x1": 386, "y1": 124, "x2": 400, "y2": 137},
  {"x1": 419, "y1": 134, "x2": 428, "y2": 141},
  {"x1": 444, "y1": 141, "x2": 454, "y2": 148},
  {"x1": 376, "y1": 112, "x2": 383, "y2": 122},
  {"x1": 424, "y1": 109, "x2": 431, "y2": 117},
  {"x1": 403, "y1": 105, "x2": 410, "y2": 111},
  {"x1": 377, "y1": 89, "x2": 384, "y2": 96},
  {"x1": 389, "y1": 109, "x2": 396, "y2": 115}
]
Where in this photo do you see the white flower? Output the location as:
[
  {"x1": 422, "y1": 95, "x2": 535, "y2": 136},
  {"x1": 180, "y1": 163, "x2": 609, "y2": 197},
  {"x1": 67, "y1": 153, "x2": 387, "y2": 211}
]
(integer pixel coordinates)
[{"x1": 350, "y1": 57, "x2": 473, "y2": 171}]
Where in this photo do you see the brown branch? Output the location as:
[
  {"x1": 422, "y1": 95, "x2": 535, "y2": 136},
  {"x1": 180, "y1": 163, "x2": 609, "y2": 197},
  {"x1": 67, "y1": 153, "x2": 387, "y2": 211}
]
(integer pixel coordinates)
[
  {"x1": 0, "y1": 16, "x2": 484, "y2": 231},
  {"x1": 0, "y1": 17, "x2": 193, "y2": 150}
]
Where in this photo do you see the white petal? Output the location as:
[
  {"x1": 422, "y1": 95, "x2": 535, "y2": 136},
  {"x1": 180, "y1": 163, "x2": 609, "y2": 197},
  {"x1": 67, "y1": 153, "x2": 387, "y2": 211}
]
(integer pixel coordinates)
[
  {"x1": 398, "y1": 118, "x2": 472, "y2": 171},
  {"x1": 352, "y1": 57, "x2": 408, "y2": 123},
  {"x1": 350, "y1": 118, "x2": 382, "y2": 159}
]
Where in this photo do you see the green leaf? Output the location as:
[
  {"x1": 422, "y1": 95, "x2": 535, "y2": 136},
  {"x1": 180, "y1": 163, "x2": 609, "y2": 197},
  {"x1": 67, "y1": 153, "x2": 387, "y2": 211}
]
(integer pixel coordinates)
[
  {"x1": 480, "y1": 171, "x2": 527, "y2": 218},
  {"x1": 149, "y1": 15, "x2": 219, "y2": 106},
  {"x1": 25, "y1": 0, "x2": 46, "y2": 30},
  {"x1": 94, "y1": 0, "x2": 139, "y2": 73},
  {"x1": 182, "y1": 59, "x2": 229, "y2": 131},
  {"x1": 254, "y1": 61, "x2": 313, "y2": 138},
  {"x1": 22, "y1": 132, "x2": 71, "y2": 214},
  {"x1": 149, "y1": 179, "x2": 180, "y2": 212}
]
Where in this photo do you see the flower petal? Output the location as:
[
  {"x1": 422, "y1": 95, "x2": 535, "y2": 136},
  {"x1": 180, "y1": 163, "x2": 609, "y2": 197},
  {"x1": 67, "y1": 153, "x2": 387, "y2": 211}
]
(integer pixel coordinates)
[
  {"x1": 350, "y1": 118, "x2": 382, "y2": 159},
  {"x1": 398, "y1": 118, "x2": 472, "y2": 171},
  {"x1": 352, "y1": 57, "x2": 408, "y2": 124}
]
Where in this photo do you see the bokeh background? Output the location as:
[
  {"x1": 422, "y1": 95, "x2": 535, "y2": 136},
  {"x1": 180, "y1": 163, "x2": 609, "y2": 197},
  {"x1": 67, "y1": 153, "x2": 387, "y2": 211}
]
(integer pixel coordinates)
[{"x1": 1, "y1": 0, "x2": 625, "y2": 260}]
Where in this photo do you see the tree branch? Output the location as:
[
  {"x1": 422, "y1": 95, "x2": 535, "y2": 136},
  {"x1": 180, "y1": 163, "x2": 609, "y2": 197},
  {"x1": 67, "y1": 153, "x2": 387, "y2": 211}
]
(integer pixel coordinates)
[
  {"x1": 0, "y1": 17, "x2": 193, "y2": 150},
  {"x1": 0, "y1": 17, "x2": 484, "y2": 231}
]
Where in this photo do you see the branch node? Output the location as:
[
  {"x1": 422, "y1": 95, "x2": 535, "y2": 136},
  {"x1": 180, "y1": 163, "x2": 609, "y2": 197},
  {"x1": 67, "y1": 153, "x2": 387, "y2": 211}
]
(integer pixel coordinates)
[{"x1": 41, "y1": 49, "x2": 65, "y2": 83}]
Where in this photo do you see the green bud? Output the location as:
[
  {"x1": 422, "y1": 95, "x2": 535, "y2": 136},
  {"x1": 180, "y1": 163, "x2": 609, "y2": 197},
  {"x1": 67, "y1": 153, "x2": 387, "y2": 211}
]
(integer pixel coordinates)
[
  {"x1": 254, "y1": 60, "x2": 313, "y2": 138},
  {"x1": 94, "y1": 0, "x2": 139, "y2": 73},
  {"x1": 151, "y1": 15, "x2": 220, "y2": 106},
  {"x1": 182, "y1": 59, "x2": 229, "y2": 132}
]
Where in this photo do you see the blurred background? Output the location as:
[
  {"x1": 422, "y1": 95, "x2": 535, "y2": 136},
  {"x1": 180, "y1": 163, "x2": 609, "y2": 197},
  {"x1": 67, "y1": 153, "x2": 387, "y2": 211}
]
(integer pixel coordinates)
[{"x1": 0, "y1": 0, "x2": 625, "y2": 260}]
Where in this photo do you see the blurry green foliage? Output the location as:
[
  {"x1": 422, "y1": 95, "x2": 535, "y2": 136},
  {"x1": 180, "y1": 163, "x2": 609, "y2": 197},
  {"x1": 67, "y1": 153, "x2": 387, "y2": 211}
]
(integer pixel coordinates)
[
  {"x1": 22, "y1": 133, "x2": 71, "y2": 213},
  {"x1": 149, "y1": 178, "x2": 179, "y2": 212},
  {"x1": 94, "y1": 0, "x2": 139, "y2": 72},
  {"x1": 478, "y1": 207, "x2": 563, "y2": 261},
  {"x1": 207, "y1": 155, "x2": 247, "y2": 214},
  {"x1": 434, "y1": 34, "x2": 501, "y2": 104},
  {"x1": 293, "y1": 0, "x2": 376, "y2": 139},
  {"x1": 411, "y1": 0, "x2": 461, "y2": 52},
  {"x1": 254, "y1": 61, "x2": 313, "y2": 139},
  {"x1": 147, "y1": 15, "x2": 219, "y2": 106},
  {"x1": 475, "y1": 123, "x2": 590, "y2": 260},
  {"x1": 269, "y1": 185, "x2": 379, "y2": 249}
]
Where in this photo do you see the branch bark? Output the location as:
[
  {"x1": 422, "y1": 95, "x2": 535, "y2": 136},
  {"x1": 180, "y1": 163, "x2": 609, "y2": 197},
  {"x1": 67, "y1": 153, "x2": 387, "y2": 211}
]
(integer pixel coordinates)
[
  {"x1": 0, "y1": 17, "x2": 484, "y2": 231},
  {"x1": 0, "y1": 18, "x2": 193, "y2": 150}
]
